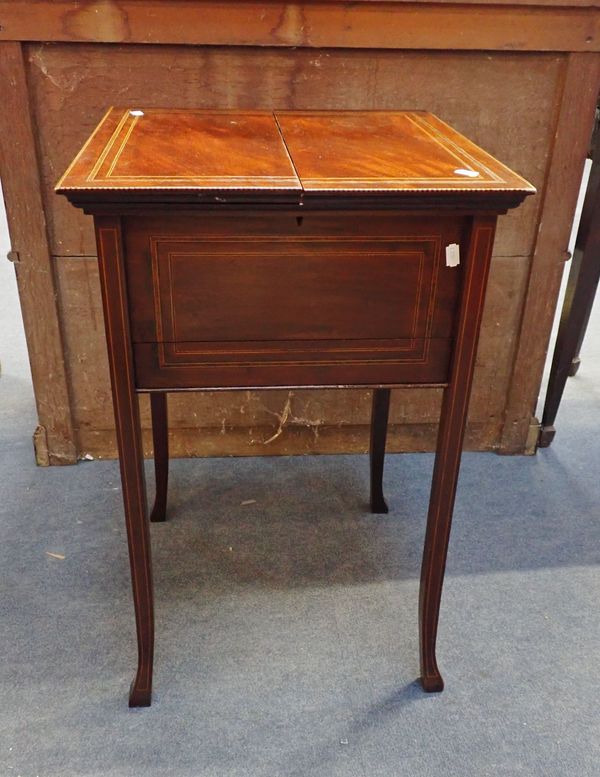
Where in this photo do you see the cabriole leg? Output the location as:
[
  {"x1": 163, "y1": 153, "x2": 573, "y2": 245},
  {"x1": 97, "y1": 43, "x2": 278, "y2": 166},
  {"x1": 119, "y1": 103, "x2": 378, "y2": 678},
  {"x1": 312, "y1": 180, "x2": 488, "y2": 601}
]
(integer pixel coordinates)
[
  {"x1": 95, "y1": 217, "x2": 154, "y2": 707},
  {"x1": 419, "y1": 216, "x2": 496, "y2": 692},
  {"x1": 370, "y1": 388, "x2": 391, "y2": 513}
]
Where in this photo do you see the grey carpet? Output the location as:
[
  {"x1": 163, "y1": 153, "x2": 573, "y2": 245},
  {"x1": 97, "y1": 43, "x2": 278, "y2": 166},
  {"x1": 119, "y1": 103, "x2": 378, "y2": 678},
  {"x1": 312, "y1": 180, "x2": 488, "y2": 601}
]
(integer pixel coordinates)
[{"x1": 1, "y1": 202, "x2": 599, "y2": 775}]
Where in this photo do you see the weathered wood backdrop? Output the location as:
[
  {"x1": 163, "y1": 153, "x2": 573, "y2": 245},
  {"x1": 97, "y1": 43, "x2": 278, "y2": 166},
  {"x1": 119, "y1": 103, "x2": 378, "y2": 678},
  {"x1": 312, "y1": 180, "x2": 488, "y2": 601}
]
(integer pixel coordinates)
[{"x1": 1, "y1": 0, "x2": 599, "y2": 464}]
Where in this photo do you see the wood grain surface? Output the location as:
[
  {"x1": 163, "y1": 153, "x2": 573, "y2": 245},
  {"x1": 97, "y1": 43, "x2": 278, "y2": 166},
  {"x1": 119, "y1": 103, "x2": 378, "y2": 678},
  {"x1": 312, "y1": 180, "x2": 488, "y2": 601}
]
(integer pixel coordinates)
[
  {"x1": 276, "y1": 111, "x2": 534, "y2": 194},
  {"x1": 4, "y1": 33, "x2": 595, "y2": 459},
  {"x1": 499, "y1": 52, "x2": 600, "y2": 452},
  {"x1": 0, "y1": 42, "x2": 77, "y2": 464},
  {"x1": 1, "y1": 1, "x2": 598, "y2": 51},
  {"x1": 56, "y1": 107, "x2": 533, "y2": 201},
  {"x1": 123, "y1": 210, "x2": 462, "y2": 332},
  {"x1": 56, "y1": 109, "x2": 300, "y2": 194}
]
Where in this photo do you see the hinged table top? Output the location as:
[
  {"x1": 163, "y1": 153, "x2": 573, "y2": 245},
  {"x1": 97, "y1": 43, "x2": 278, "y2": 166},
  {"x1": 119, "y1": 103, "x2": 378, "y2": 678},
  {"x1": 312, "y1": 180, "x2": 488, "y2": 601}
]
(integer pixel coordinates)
[{"x1": 56, "y1": 108, "x2": 535, "y2": 208}]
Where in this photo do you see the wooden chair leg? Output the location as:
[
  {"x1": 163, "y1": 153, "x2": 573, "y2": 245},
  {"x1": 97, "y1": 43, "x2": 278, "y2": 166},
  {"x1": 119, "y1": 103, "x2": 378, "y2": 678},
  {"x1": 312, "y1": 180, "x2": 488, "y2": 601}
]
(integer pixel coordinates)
[
  {"x1": 150, "y1": 392, "x2": 169, "y2": 523},
  {"x1": 96, "y1": 217, "x2": 154, "y2": 707},
  {"x1": 370, "y1": 388, "x2": 391, "y2": 513},
  {"x1": 419, "y1": 216, "x2": 496, "y2": 692}
]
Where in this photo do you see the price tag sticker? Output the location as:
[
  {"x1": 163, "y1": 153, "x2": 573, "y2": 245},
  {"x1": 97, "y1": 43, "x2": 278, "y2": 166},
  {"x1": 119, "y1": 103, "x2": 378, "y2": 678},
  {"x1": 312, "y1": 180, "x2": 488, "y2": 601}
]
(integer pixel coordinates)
[{"x1": 445, "y1": 243, "x2": 460, "y2": 267}]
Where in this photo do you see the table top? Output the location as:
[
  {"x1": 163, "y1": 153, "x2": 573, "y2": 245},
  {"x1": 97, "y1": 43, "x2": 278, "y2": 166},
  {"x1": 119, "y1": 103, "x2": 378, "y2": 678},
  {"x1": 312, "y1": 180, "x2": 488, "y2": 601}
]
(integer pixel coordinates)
[{"x1": 56, "y1": 108, "x2": 535, "y2": 209}]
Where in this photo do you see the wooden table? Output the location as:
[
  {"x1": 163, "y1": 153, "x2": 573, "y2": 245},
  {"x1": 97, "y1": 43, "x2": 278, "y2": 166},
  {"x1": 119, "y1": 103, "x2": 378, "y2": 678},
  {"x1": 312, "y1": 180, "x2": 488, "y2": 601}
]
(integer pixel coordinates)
[{"x1": 57, "y1": 108, "x2": 533, "y2": 706}]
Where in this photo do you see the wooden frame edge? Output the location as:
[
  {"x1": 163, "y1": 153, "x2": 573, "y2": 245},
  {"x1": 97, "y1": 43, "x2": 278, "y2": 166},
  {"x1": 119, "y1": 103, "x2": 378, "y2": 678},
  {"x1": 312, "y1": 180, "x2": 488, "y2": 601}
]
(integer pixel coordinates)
[
  {"x1": 0, "y1": 1, "x2": 598, "y2": 51},
  {"x1": 499, "y1": 51, "x2": 600, "y2": 453},
  {"x1": 0, "y1": 41, "x2": 77, "y2": 464}
]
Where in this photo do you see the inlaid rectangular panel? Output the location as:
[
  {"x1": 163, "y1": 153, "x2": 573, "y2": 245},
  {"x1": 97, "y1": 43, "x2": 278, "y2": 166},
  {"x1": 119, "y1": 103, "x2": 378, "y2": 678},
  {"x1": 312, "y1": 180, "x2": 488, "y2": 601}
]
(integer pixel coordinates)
[
  {"x1": 55, "y1": 108, "x2": 300, "y2": 193},
  {"x1": 151, "y1": 237, "x2": 440, "y2": 343},
  {"x1": 132, "y1": 338, "x2": 453, "y2": 389},
  {"x1": 123, "y1": 210, "x2": 464, "y2": 389},
  {"x1": 275, "y1": 111, "x2": 535, "y2": 194}
]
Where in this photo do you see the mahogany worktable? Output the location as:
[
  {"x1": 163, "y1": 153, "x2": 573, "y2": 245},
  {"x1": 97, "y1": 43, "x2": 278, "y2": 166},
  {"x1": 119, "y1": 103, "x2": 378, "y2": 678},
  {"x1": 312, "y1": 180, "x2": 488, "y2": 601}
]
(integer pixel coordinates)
[{"x1": 57, "y1": 108, "x2": 534, "y2": 707}]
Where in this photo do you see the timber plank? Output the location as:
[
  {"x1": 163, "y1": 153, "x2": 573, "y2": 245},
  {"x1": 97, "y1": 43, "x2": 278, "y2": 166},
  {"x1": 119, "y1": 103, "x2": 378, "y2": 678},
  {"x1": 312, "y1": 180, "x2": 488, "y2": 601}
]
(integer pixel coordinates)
[
  {"x1": 0, "y1": 1, "x2": 598, "y2": 51},
  {"x1": 500, "y1": 52, "x2": 600, "y2": 453},
  {"x1": 77, "y1": 419, "x2": 501, "y2": 460},
  {"x1": 0, "y1": 42, "x2": 76, "y2": 464}
]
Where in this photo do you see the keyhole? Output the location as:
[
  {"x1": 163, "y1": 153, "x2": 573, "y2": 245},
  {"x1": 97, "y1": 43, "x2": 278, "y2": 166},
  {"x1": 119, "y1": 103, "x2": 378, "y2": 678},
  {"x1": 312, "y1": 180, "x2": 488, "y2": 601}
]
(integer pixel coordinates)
[{"x1": 296, "y1": 216, "x2": 304, "y2": 227}]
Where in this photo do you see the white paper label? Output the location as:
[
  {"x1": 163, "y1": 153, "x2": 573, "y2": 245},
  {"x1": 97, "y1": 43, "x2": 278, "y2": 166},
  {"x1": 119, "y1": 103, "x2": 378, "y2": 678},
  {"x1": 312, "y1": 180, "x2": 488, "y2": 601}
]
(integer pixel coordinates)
[{"x1": 445, "y1": 243, "x2": 460, "y2": 267}]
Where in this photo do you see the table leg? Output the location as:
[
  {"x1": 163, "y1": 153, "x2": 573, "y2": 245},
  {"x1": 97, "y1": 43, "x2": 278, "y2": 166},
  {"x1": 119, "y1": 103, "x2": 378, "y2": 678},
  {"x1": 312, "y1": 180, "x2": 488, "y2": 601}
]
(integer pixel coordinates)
[
  {"x1": 95, "y1": 217, "x2": 154, "y2": 707},
  {"x1": 150, "y1": 393, "x2": 169, "y2": 523},
  {"x1": 370, "y1": 388, "x2": 391, "y2": 513},
  {"x1": 539, "y1": 154, "x2": 600, "y2": 447},
  {"x1": 419, "y1": 216, "x2": 496, "y2": 692}
]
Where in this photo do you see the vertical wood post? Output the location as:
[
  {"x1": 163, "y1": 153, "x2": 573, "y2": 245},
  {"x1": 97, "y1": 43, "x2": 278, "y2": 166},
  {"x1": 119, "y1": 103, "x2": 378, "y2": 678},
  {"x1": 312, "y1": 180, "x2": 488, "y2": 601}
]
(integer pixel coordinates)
[
  {"x1": 499, "y1": 52, "x2": 600, "y2": 453},
  {"x1": 0, "y1": 41, "x2": 76, "y2": 464}
]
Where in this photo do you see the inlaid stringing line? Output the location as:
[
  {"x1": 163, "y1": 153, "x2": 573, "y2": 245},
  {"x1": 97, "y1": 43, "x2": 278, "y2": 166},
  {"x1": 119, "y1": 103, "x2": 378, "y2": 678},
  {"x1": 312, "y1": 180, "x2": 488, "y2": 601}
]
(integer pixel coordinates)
[
  {"x1": 423, "y1": 112, "x2": 532, "y2": 187},
  {"x1": 87, "y1": 110, "x2": 131, "y2": 182},
  {"x1": 164, "y1": 247, "x2": 430, "y2": 345},
  {"x1": 409, "y1": 113, "x2": 504, "y2": 184},
  {"x1": 422, "y1": 224, "x2": 494, "y2": 651},
  {"x1": 55, "y1": 106, "x2": 113, "y2": 190},
  {"x1": 171, "y1": 342, "x2": 420, "y2": 356},
  {"x1": 106, "y1": 115, "x2": 140, "y2": 178},
  {"x1": 404, "y1": 113, "x2": 488, "y2": 178},
  {"x1": 98, "y1": 226, "x2": 151, "y2": 691},
  {"x1": 103, "y1": 175, "x2": 300, "y2": 181}
]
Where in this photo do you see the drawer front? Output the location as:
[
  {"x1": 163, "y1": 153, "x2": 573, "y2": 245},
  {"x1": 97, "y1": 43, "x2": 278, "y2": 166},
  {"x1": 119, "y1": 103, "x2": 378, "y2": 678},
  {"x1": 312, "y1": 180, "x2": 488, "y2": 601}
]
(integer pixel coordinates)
[{"x1": 123, "y1": 212, "x2": 464, "y2": 389}]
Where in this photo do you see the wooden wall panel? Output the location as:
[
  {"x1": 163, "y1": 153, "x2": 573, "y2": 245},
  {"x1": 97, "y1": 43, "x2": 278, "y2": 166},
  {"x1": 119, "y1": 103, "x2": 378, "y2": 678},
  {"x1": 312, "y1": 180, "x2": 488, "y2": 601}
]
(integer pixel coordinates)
[
  {"x1": 26, "y1": 43, "x2": 572, "y2": 458},
  {"x1": 500, "y1": 53, "x2": 600, "y2": 452},
  {"x1": 0, "y1": 42, "x2": 76, "y2": 465},
  {"x1": 1, "y1": 1, "x2": 598, "y2": 51}
]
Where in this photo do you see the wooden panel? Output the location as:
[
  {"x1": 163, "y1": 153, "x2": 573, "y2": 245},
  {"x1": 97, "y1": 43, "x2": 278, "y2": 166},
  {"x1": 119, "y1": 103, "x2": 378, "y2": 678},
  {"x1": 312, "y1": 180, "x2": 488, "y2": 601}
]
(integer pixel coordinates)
[
  {"x1": 1, "y1": 1, "x2": 598, "y2": 51},
  {"x1": 132, "y1": 339, "x2": 452, "y2": 389},
  {"x1": 56, "y1": 109, "x2": 300, "y2": 194},
  {"x1": 470, "y1": 254, "x2": 531, "y2": 436},
  {"x1": 0, "y1": 42, "x2": 76, "y2": 465},
  {"x1": 26, "y1": 45, "x2": 561, "y2": 259},
  {"x1": 276, "y1": 111, "x2": 534, "y2": 194},
  {"x1": 500, "y1": 52, "x2": 600, "y2": 452},
  {"x1": 151, "y1": 241, "x2": 438, "y2": 342},
  {"x1": 123, "y1": 211, "x2": 464, "y2": 343},
  {"x1": 78, "y1": 417, "x2": 503, "y2": 460},
  {"x1": 115, "y1": 207, "x2": 469, "y2": 389}
]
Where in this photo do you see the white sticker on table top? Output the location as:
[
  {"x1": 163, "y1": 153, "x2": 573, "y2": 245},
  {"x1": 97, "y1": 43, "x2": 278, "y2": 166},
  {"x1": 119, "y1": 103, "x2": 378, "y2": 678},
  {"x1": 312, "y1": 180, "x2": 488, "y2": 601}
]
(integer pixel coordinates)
[{"x1": 454, "y1": 168, "x2": 480, "y2": 178}]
